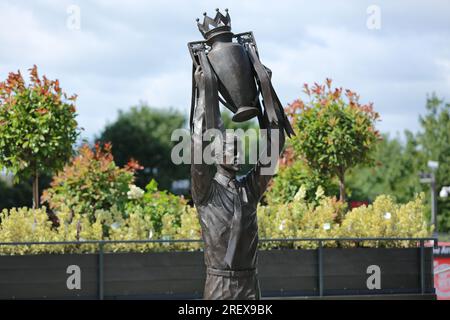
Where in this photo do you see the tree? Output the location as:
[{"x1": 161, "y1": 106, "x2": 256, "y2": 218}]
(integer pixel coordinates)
[
  {"x1": 289, "y1": 79, "x2": 381, "y2": 202},
  {"x1": 0, "y1": 66, "x2": 79, "y2": 208},
  {"x1": 97, "y1": 104, "x2": 187, "y2": 191},
  {"x1": 416, "y1": 94, "x2": 450, "y2": 232},
  {"x1": 41, "y1": 143, "x2": 139, "y2": 220},
  {"x1": 344, "y1": 93, "x2": 450, "y2": 232},
  {"x1": 346, "y1": 132, "x2": 422, "y2": 203},
  {"x1": 265, "y1": 156, "x2": 338, "y2": 205}
]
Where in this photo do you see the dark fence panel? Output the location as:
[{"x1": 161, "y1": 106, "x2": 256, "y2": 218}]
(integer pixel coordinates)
[
  {"x1": 0, "y1": 238, "x2": 437, "y2": 299},
  {"x1": 322, "y1": 248, "x2": 434, "y2": 296},
  {"x1": 258, "y1": 250, "x2": 318, "y2": 297},
  {"x1": 104, "y1": 252, "x2": 205, "y2": 299},
  {"x1": 0, "y1": 254, "x2": 98, "y2": 299}
]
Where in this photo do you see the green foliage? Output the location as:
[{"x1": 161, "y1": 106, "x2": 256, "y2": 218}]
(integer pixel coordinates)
[
  {"x1": 0, "y1": 190, "x2": 430, "y2": 254},
  {"x1": 347, "y1": 94, "x2": 450, "y2": 232},
  {"x1": 289, "y1": 79, "x2": 380, "y2": 201},
  {"x1": 0, "y1": 204, "x2": 200, "y2": 255},
  {"x1": 259, "y1": 190, "x2": 430, "y2": 249},
  {"x1": 41, "y1": 143, "x2": 136, "y2": 219},
  {"x1": 339, "y1": 194, "x2": 431, "y2": 247},
  {"x1": 97, "y1": 103, "x2": 187, "y2": 191},
  {"x1": 106, "y1": 206, "x2": 156, "y2": 252},
  {"x1": 416, "y1": 94, "x2": 450, "y2": 232},
  {"x1": 258, "y1": 187, "x2": 345, "y2": 249},
  {"x1": 265, "y1": 158, "x2": 337, "y2": 205},
  {"x1": 126, "y1": 179, "x2": 188, "y2": 236},
  {"x1": 159, "y1": 205, "x2": 202, "y2": 251},
  {"x1": 0, "y1": 66, "x2": 79, "y2": 187},
  {"x1": 346, "y1": 132, "x2": 422, "y2": 203},
  {"x1": 0, "y1": 206, "x2": 104, "y2": 255}
]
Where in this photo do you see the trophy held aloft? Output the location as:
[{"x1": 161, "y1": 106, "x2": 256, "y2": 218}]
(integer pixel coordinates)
[{"x1": 188, "y1": 8, "x2": 294, "y2": 136}]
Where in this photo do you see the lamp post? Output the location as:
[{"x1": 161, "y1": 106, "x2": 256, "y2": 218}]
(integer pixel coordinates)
[{"x1": 419, "y1": 160, "x2": 439, "y2": 234}]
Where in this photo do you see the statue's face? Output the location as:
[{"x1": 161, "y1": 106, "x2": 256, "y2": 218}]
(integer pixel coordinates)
[{"x1": 220, "y1": 133, "x2": 242, "y2": 172}]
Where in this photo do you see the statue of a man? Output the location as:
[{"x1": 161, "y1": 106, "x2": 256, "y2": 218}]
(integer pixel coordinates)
[
  {"x1": 190, "y1": 67, "x2": 286, "y2": 299},
  {"x1": 189, "y1": 9, "x2": 293, "y2": 300}
]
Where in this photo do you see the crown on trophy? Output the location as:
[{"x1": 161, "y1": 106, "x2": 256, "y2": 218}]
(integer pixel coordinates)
[{"x1": 196, "y1": 8, "x2": 231, "y2": 39}]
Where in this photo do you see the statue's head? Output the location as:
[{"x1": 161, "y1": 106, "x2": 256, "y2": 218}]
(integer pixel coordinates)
[{"x1": 216, "y1": 132, "x2": 242, "y2": 175}]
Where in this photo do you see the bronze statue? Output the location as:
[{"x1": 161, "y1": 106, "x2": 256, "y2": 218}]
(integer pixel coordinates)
[{"x1": 188, "y1": 8, "x2": 294, "y2": 300}]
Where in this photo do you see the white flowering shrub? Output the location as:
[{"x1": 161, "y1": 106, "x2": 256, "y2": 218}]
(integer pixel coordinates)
[
  {"x1": 295, "y1": 196, "x2": 345, "y2": 249},
  {"x1": 127, "y1": 184, "x2": 145, "y2": 200},
  {"x1": 0, "y1": 206, "x2": 103, "y2": 255},
  {"x1": 106, "y1": 206, "x2": 156, "y2": 252},
  {"x1": 159, "y1": 205, "x2": 202, "y2": 251},
  {"x1": 258, "y1": 186, "x2": 344, "y2": 249},
  {"x1": 258, "y1": 187, "x2": 431, "y2": 249},
  {"x1": 338, "y1": 194, "x2": 432, "y2": 247}
]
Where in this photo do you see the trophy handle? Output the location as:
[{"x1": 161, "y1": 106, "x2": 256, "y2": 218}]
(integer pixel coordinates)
[
  {"x1": 187, "y1": 41, "x2": 208, "y2": 68},
  {"x1": 235, "y1": 31, "x2": 259, "y2": 54}
]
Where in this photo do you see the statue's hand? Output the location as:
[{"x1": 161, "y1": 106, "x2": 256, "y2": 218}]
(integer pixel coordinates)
[{"x1": 194, "y1": 66, "x2": 205, "y2": 89}]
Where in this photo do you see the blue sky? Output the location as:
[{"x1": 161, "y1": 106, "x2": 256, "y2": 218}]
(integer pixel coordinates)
[{"x1": 1, "y1": 0, "x2": 449, "y2": 141}]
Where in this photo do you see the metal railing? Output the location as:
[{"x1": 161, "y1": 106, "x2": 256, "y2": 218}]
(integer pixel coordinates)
[{"x1": 0, "y1": 237, "x2": 438, "y2": 299}]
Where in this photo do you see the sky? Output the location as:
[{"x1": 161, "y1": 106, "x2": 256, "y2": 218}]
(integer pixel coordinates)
[{"x1": 0, "y1": 0, "x2": 449, "y2": 142}]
